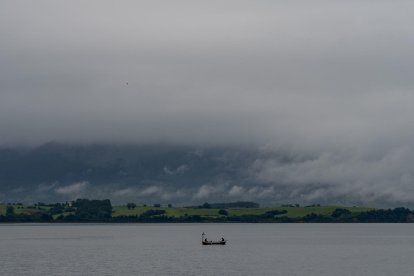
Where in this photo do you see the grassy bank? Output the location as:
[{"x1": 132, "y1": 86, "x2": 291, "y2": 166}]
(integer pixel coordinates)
[
  {"x1": 1, "y1": 204, "x2": 372, "y2": 219},
  {"x1": 5, "y1": 201, "x2": 414, "y2": 223},
  {"x1": 112, "y1": 205, "x2": 373, "y2": 218}
]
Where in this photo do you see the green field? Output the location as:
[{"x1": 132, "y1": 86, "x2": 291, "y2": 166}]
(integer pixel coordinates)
[
  {"x1": 0, "y1": 205, "x2": 50, "y2": 216},
  {"x1": 0, "y1": 204, "x2": 374, "y2": 218},
  {"x1": 112, "y1": 205, "x2": 374, "y2": 218}
]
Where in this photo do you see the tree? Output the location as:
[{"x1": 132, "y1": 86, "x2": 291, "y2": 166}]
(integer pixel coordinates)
[
  {"x1": 127, "y1": 203, "x2": 136, "y2": 210},
  {"x1": 263, "y1": 210, "x2": 287, "y2": 217},
  {"x1": 201, "y1": 202, "x2": 211, "y2": 209},
  {"x1": 218, "y1": 209, "x2": 228, "y2": 216},
  {"x1": 49, "y1": 204, "x2": 65, "y2": 215},
  {"x1": 331, "y1": 208, "x2": 351, "y2": 218},
  {"x1": 356, "y1": 207, "x2": 411, "y2": 222},
  {"x1": 73, "y1": 199, "x2": 112, "y2": 221},
  {"x1": 302, "y1": 213, "x2": 331, "y2": 222},
  {"x1": 6, "y1": 206, "x2": 14, "y2": 217}
]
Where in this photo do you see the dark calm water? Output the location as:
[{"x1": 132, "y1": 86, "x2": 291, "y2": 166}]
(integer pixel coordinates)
[{"x1": 1, "y1": 223, "x2": 414, "y2": 275}]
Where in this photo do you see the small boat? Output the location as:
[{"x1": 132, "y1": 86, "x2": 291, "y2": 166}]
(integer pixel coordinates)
[{"x1": 201, "y1": 232, "x2": 227, "y2": 245}]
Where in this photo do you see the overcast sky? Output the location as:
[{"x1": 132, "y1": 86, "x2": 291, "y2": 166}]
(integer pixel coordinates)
[
  {"x1": 1, "y1": 1, "x2": 414, "y2": 205},
  {"x1": 1, "y1": 0, "x2": 413, "y2": 146}
]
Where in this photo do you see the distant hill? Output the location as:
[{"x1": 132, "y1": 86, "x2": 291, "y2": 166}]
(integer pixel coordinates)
[
  {"x1": 0, "y1": 143, "x2": 270, "y2": 204},
  {"x1": 189, "y1": 201, "x2": 260, "y2": 208},
  {"x1": 210, "y1": 201, "x2": 260, "y2": 208}
]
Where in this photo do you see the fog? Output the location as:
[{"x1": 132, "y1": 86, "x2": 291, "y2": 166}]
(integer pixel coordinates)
[{"x1": 1, "y1": 1, "x2": 414, "y2": 205}]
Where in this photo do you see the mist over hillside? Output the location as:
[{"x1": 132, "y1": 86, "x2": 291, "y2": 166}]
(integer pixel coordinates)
[
  {"x1": 0, "y1": 143, "x2": 411, "y2": 207},
  {"x1": 0, "y1": 143, "x2": 266, "y2": 205}
]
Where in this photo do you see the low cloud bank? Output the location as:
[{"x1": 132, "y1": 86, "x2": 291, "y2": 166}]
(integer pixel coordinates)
[
  {"x1": 55, "y1": 181, "x2": 88, "y2": 196},
  {"x1": 1, "y1": 144, "x2": 413, "y2": 207}
]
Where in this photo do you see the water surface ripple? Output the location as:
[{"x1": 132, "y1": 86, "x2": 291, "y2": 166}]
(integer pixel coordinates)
[{"x1": 1, "y1": 223, "x2": 414, "y2": 275}]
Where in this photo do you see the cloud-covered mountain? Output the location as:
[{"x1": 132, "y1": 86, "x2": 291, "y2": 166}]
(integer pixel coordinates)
[
  {"x1": 0, "y1": 143, "x2": 254, "y2": 204},
  {"x1": 1, "y1": 143, "x2": 413, "y2": 207}
]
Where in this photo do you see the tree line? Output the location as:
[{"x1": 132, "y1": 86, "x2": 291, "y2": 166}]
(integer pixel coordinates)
[{"x1": 2, "y1": 199, "x2": 414, "y2": 223}]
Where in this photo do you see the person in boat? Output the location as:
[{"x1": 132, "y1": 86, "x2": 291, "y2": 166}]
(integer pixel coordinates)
[
  {"x1": 205, "y1": 238, "x2": 208, "y2": 242},
  {"x1": 221, "y1": 237, "x2": 225, "y2": 241}
]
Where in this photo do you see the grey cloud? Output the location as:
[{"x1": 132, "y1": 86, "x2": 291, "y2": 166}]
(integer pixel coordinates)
[
  {"x1": 195, "y1": 185, "x2": 216, "y2": 199},
  {"x1": 163, "y1": 165, "x2": 189, "y2": 175},
  {"x1": 249, "y1": 146, "x2": 414, "y2": 205},
  {"x1": 37, "y1": 182, "x2": 58, "y2": 192},
  {"x1": 1, "y1": 1, "x2": 414, "y2": 206},
  {"x1": 159, "y1": 190, "x2": 187, "y2": 201},
  {"x1": 228, "y1": 185, "x2": 244, "y2": 197},
  {"x1": 55, "y1": 181, "x2": 88, "y2": 196},
  {"x1": 11, "y1": 187, "x2": 25, "y2": 193},
  {"x1": 111, "y1": 185, "x2": 187, "y2": 202},
  {"x1": 140, "y1": 186, "x2": 162, "y2": 196},
  {"x1": 113, "y1": 188, "x2": 135, "y2": 197},
  {"x1": 194, "y1": 184, "x2": 227, "y2": 199},
  {"x1": 1, "y1": 1, "x2": 414, "y2": 146}
]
